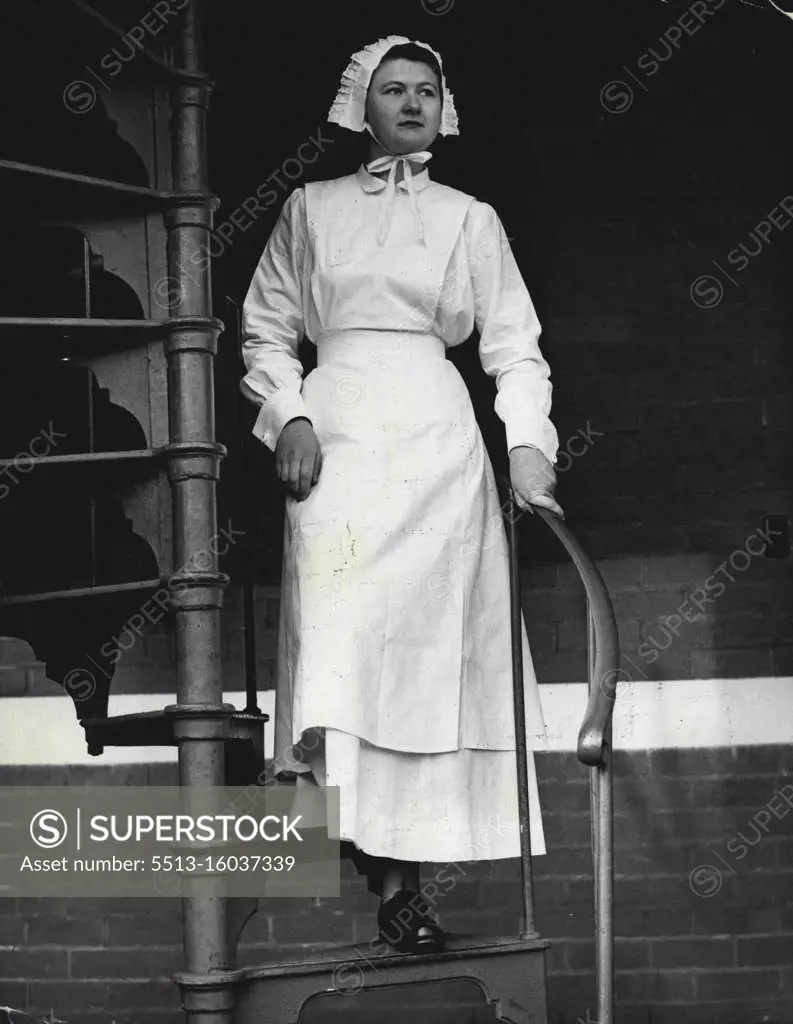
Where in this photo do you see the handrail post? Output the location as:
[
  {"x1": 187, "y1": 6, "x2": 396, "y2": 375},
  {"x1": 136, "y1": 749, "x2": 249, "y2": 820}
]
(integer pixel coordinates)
[
  {"x1": 505, "y1": 494, "x2": 537, "y2": 940},
  {"x1": 588, "y1": 605, "x2": 614, "y2": 1024},
  {"x1": 522, "y1": 504, "x2": 617, "y2": 1024},
  {"x1": 593, "y1": 732, "x2": 614, "y2": 1024}
]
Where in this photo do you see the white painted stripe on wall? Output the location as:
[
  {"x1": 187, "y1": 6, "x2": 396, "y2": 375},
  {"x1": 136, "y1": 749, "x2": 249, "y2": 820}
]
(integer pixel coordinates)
[{"x1": 1, "y1": 678, "x2": 792, "y2": 766}]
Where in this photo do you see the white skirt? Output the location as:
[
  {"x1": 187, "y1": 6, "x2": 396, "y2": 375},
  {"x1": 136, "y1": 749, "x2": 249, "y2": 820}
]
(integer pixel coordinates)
[{"x1": 272, "y1": 329, "x2": 547, "y2": 861}]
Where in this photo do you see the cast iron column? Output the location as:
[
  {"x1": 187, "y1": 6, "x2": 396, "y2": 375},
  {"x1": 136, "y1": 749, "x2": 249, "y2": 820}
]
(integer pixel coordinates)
[{"x1": 162, "y1": 4, "x2": 238, "y2": 1024}]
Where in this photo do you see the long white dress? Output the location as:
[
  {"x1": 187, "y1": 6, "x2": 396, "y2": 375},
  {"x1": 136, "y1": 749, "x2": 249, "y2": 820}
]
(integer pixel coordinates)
[{"x1": 241, "y1": 163, "x2": 559, "y2": 863}]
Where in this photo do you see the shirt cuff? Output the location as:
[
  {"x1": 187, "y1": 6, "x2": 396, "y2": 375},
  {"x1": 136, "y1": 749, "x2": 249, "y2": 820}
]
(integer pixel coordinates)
[
  {"x1": 505, "y1": 423, "x2": 559, "y2": 466},
  {"x1": 251, "y1": 389, "x2": 312, "y2": 451}
]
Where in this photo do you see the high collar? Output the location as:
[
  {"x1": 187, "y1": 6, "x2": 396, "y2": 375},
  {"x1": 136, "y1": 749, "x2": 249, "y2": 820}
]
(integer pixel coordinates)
[{"x1": 356, "y1": 162, "x2": 431, "y2": 195}]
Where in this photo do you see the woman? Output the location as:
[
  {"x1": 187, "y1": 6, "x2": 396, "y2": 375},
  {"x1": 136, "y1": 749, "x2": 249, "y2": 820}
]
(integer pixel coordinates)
[{"x1": 241, "y1": 35, "x2": 561, "y2": 953}]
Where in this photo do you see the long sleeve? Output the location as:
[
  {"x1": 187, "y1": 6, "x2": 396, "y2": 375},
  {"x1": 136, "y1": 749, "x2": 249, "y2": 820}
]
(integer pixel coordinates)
[
  {"x1": 241, "y1": 188, "x2": 310, "y2": 451},
  {"x1": 466, "y1": 201, "x2": 559, "y2": 464}
]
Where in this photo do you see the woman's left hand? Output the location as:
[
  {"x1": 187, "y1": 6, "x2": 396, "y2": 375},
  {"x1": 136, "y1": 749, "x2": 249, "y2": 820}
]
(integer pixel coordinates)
[{"x1": 509, "y1": 446, "x2": 564, "y2": 518}]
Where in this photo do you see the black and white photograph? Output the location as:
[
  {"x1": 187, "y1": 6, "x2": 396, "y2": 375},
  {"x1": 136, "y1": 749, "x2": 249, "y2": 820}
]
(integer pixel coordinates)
[{"x1": 0, "y1": 1, "x2": 792, "y2": 1021}]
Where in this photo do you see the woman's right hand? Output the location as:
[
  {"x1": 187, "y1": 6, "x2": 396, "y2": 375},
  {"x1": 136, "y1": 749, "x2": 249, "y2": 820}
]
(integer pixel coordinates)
[{"x1": 275, "y1": 418, "x2": 322, "y2": 500}]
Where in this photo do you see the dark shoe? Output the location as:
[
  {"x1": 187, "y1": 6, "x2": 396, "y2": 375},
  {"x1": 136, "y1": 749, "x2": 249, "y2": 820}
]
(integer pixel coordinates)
[{"x1": 377, "y1": 889, "x2": 447, "y2": 954}]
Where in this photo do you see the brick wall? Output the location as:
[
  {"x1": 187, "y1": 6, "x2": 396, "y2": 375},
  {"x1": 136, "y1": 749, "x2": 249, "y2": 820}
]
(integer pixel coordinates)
[
  {"x1": 3, "y1": 745, "x2": 793, "y2": 1024},
  {"x1": 535, "y1": 299, "x2": 793, "y2": 566},
  {"x1": 519, "y1": 553, "x2": 793, "y2": 686}
]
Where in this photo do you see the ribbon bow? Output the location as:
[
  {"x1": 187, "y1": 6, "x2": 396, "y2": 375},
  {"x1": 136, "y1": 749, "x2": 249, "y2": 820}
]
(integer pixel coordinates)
[{"x1": 365, "y1": 150, "x2": 432, "y2": 246}]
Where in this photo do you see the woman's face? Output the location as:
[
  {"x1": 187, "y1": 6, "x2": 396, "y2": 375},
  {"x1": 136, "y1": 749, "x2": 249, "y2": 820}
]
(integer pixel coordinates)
[{"x1": 366, "y1": 58, "x2": 442, "y2": 155}]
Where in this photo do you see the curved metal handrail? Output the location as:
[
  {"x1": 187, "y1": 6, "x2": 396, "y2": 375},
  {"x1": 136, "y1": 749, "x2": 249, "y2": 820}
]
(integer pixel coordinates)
[
  {"x1": 529, "y1": 506, "x2": 620, "y2": 768},
  {"x1": 504, "y1": 493, "x2": 618, "y2": 1024}
]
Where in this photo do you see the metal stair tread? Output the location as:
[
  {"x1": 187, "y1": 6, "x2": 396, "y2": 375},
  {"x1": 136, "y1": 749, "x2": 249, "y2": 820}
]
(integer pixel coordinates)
[
  {"x1": 81, "y1": 708, "x2": 269, "y2": 748},
  {"x1": 0, "y1": 449, "x2": 160, "y2": 469},
  {"x1": 0, "y1": 316, "x2": 163, "y2": 329},
  {"x1": 239, "y1": 934, "x2": 549, "y2": 979},
  {"x1": 81, "y1": 710, "x2": 175, "y2": 748}
]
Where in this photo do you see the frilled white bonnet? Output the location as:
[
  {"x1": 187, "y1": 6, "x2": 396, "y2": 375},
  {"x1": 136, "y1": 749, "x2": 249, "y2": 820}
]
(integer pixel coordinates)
[{"x1": 327, "y1": 35, "x2": 459, "y2": 137}]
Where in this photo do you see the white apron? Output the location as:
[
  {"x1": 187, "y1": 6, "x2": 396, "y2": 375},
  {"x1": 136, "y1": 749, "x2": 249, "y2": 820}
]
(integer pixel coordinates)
[
  {"x1": 273, "y1": 327, "x2": 546, "y2": 860},
  {"x1": 242, "y1": 170, "x2": 559, "y2": 862}
]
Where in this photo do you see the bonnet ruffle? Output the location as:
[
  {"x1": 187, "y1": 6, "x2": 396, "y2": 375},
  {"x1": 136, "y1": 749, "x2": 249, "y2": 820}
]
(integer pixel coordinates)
[{"x1": 327, "y1": 34, "x2": 459, "y2": 136}]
